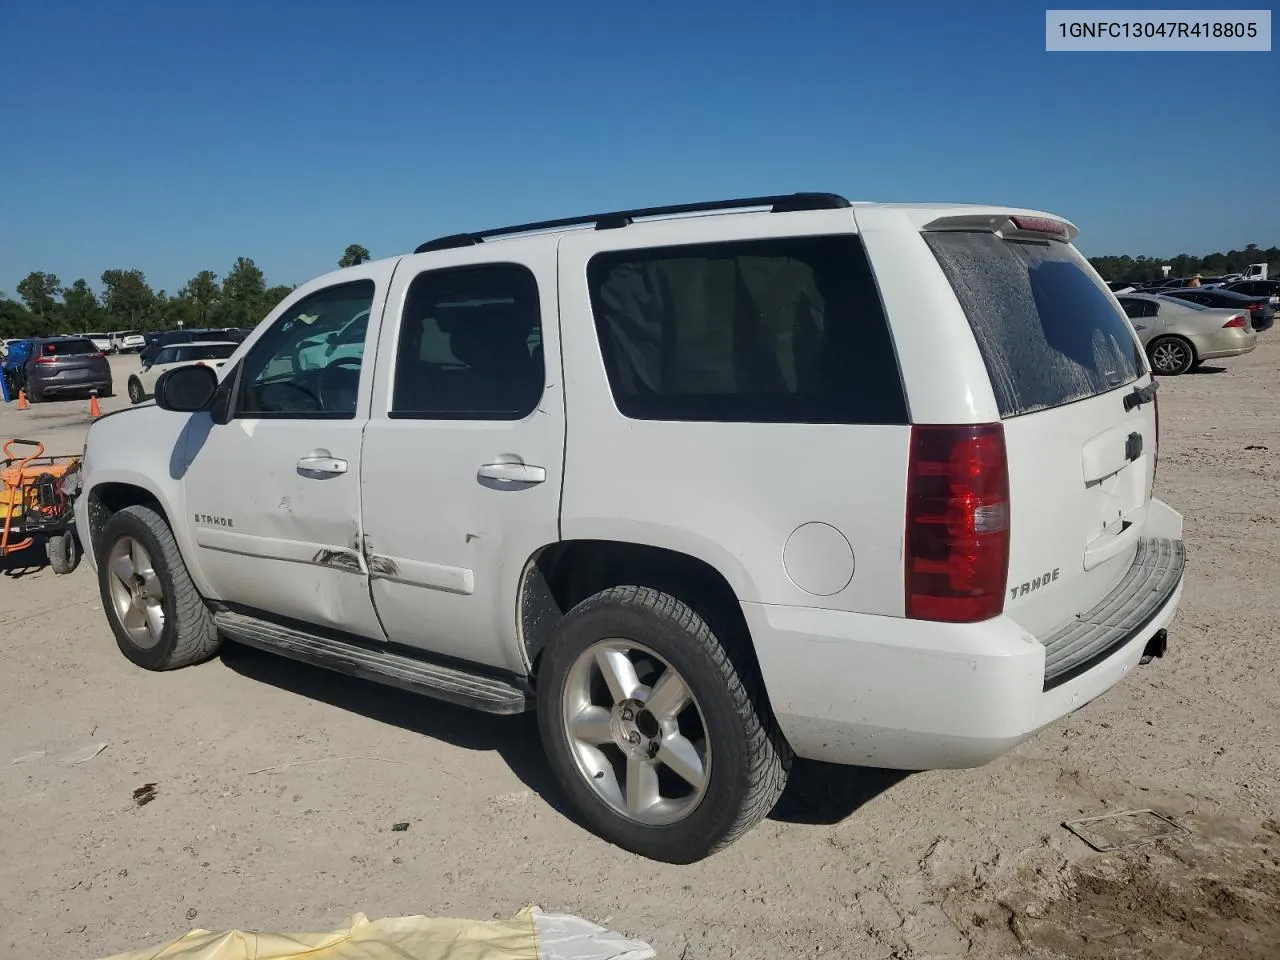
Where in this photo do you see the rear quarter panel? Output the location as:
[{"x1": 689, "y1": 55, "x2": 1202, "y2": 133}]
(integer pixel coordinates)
[{"x1": 557, "y1": 211, "x2": 912, "y2": 616}]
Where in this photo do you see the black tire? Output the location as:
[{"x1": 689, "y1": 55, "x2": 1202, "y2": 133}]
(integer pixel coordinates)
[
  {"x1": 97, "y1": 504, "x2": 220, "y2": 670},
  {"x1": 45, "y1": 530, "x2": 81, "y2": 574},
  {"x1": 536, "y1": 585, "x2": 791, "y2": 863},
  {"x1": 127, "y1": 377, "x2": 145, "y2": 404},
  {"x1": 1148, "y1": 335, "x2": 1196, "y2": 375}
]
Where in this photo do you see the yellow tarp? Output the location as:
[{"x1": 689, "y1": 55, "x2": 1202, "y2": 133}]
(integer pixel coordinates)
[{"x1": 97, "y1": 908, "x2": 540, "y2": 960}]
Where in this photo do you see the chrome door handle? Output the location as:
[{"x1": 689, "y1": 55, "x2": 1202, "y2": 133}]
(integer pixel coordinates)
[
  {"x1": 477, "y1": 462, "x2": 546, "y2": 484},
  {"x1": 297, "y1": 454, "x2": 348, "y2": 476}
]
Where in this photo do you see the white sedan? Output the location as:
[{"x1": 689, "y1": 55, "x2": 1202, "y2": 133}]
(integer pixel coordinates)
[{"x1": 127, "y1": 340, "x2": 238, "y2": 404}]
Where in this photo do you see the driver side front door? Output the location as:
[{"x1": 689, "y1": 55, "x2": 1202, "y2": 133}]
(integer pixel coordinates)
[{"x1": 177, "y1": 262, "x2": 396, "y2": 639}]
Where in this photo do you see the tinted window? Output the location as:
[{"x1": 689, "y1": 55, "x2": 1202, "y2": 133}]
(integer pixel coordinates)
[
  {"x1": 153, "y1": 347, "x2": 180, "y2": 365},
  {"x1": 238, "y1": 280, "x2": 375, "y2": 418},
  {"x1": 189, "y1": 343, "x2": 237, "y2": 361},
  {"x1": 1118, "y1": 297, "x2": 1156, "y2": 319},
  {"x1": 586, "y1": 235, "x2": 907, "y2": 424},
  {"x1": 44, "y1": 338, "x2": 97, "y2": 356},
  {"x1": 391, "y1": 264, "x2": 543, "y2": 420},
  {"x1": 924, "y1": 233, "x2": 1144, "y2": 417}
]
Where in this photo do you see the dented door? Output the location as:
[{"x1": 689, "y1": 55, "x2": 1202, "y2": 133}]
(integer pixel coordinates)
[
  {"x1": 177, "y1": 261, "x2": 398, "y2": 641},
  {"x1": 359, "y1": 239, "x2": 565, "y2": 674}
]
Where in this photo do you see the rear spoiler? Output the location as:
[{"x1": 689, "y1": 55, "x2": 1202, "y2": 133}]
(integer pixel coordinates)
[{"x1": 921, "y1": 212, "x2": 1079, "y2": 243}]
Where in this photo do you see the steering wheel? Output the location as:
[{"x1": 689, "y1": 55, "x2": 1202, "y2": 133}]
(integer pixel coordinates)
[
  {"x1": 254, "y1": 378, "x2": 323, "y2": 412},
  {"x1": 317, "y1": 357, "x2": 363, "y2": 411}
]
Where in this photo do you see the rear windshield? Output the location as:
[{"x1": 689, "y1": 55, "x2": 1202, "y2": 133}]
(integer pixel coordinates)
[
  {"x1": 587, "y1": 234, "x2": 908, "y2": 424},
  {"x1": 925, "y1": 232, "x2": 1145, "y2": 417},
  {"x1": 43, "y1": 339, "x2": 98, "y2": 356}
]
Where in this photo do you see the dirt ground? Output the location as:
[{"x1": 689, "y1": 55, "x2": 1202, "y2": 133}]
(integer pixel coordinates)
[{"x1": 1, "y1": 347, "x2": 1277, "y2": 960}]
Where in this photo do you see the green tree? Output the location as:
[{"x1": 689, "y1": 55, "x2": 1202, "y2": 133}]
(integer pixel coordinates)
[
  {"x1": 101, "y1": 269, "x2": 159, "y2": 327},
  {"x1": 261, "y1": 284, "x2": 294, "y2": 315},
  {"x1": 16, "y1": 271, "x2": 62, "y2": 321},
  {"x1": 338, "y1": 244, "x2": 370, "y2": 268},
  {"x1": 0, "y1": 297, "x2": 38, "y2": 339},
  {"x1": 61, "y1": 279, "x2": 104, "y2": 331},
  {"x1": 222, "y1": 256, "x2": 266, "y2": 327},
  {"x1": 178, "y1": 270, "x2": 221, "y2": 326}
]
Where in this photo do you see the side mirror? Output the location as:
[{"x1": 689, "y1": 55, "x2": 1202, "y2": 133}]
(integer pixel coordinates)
[{"x1": 155, "y1": 364, "x2": 218, "y2": 412}]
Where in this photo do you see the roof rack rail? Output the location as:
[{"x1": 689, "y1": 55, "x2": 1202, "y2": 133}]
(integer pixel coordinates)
[{"x1": 412, "y1": 192, "x2": 851, "y2": 254}]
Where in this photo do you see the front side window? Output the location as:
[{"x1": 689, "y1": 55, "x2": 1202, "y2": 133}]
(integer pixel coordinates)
[
  {"x1": 391, "y1": 264, "x2": 543, "y2": 420},
  {"x1": 237, "y1": 280, "x2": 375, "y2": 418},
  {"x1": 586, "y1": 235, "x2": 907, "y2": 424}
]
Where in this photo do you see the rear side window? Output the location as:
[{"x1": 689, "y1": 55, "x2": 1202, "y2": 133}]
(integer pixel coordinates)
[
  {"x1": 924, "y1": 233, "x2": 1145, "y2": 417},
  {"x1": 586, "y1": 235, "x2": 907, "y2": 424}
]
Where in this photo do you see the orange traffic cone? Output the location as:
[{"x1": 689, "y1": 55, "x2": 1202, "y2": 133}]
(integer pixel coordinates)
[
  {"x1": 17, "y1": 389, "x2": 28, "y2": 411},
  {"x1": 89, "y1": 391, "x2": 102, "y2": 418}
]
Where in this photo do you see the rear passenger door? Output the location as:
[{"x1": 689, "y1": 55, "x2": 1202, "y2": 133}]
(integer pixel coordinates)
[{"x1": 361, "y1": 243, "x2": 564, "y2": 674}]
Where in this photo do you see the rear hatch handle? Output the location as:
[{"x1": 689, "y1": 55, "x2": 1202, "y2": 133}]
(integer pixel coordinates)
[{"x1": 1123, "y1": 380, "x2": 1159, "y2": 411}]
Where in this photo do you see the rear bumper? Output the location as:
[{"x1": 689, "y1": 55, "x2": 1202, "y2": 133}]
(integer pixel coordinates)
[
  {"x1": 746, "y1": 499, "x2": 1185, "y2": 770},
  {"x1": 34, "y1": 377, "x2": 111, "y2": 396},
  {"x1": 1192, "y1": 328, "x2": 1257, "y2": 360}
]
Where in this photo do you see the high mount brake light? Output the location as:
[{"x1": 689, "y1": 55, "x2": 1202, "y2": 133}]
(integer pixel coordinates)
[{"x1": 1009, "y1": 216, "x2": 1069, "y2": 238}]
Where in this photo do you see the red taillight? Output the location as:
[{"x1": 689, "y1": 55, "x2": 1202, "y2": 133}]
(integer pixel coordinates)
[
  {"x1": 92, "y1": 352, "x2": 105, "y2": 359},
  {"x1": 1222, "y1": 315, "x2": 1247, "y2": 328},
  {"x1": 905, "y1": 424, "x2": 1010, "y2": 623},
  {"x1": 34, "y1": 355, "x2": 56, "y2": 364},
  {"x1": 1245, "y1": 303, "x2": 1260, "y2": 312}
]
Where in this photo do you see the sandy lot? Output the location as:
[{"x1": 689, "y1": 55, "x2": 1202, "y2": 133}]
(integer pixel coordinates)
[{"x1": 2, "y1": 347, "x2": 1278, "y2": 960}]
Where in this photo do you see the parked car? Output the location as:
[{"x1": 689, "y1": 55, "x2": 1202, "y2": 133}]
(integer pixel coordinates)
[
  {"x1": 19, "y1": 336, "x2": 113, "y2": 401},
  {"x1": 127, "y1": 341, "x2": 239, "y2": 404},
  {"x1": 80, "y1": 331, "x2": 113, "y2": 353},
  {"x1": 110, "y1": 330, "x2": 147, "y2": 353},
  {"x1": 1222, "y1": 279, "x2": 1280, "y2": 307},
  {"x1": 138, "y1": 329, "x2": 220, "y2": 366},
  {"x1": 1117, "y1": 293, "x2": 1257, "y2": 373},
  {"x1": 1158, "y1": 287, "x2": 1274, "y2": 331},
  {"x1": 76, "y1": 193, "x2": 1184, "y2": 863}
]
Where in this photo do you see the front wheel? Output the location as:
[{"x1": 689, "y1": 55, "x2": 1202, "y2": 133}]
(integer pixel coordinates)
[
  {"x1": 127, "y1": 378, "x2": 145, "y2": 404},
  {"x1": 1148, "y1": 336, "x2": 1196, "y2": 375},
  {"x1": 98, "y1": 505, "x2": 220, "y2": 670},
  {"x1": 536, "y1": 585, "x2": 791, "y2": 863}
]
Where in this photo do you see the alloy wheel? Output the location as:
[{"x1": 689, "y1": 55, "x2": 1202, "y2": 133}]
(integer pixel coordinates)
[
  {"x1": 561, "y1": 639, "x2": 711, "y2": 825},
  {"x1": 106, "y1": 536, "x2": 166, "y2": 649}
]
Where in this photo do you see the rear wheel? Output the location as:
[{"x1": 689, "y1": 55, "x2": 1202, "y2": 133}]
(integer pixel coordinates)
[
  {"x1": 98, "y1": 505, "x2": 220, "y2": 670},
  {"x1": 1148, "y1": 336, "x2": 1196, "y2": 375},
  {"x1": 536, "y1": 585, "x2": 791, "y2": 863}
]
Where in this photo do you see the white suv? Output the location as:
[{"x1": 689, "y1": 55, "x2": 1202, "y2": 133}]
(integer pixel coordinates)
[{"x1": 75, "y1": 193, "x2": 1184, "y2": 862}]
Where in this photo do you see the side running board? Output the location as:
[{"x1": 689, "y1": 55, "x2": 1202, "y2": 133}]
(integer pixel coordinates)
[{"x1": 214, "y1": 610, "x2": 532, "y2": 715}]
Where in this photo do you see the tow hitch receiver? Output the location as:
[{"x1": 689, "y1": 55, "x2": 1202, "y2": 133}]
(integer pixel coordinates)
[{"x1": 1140, "y1": 629, "x2": 1168, "y2": 665}]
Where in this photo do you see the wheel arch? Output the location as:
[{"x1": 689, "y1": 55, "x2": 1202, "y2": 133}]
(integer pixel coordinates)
[
  {"x1": 84, "y1": 476, "x2": 216, "y2": 598},
  {"x1": 517, "y1": 539, "x2": 761, "y2": 685}
]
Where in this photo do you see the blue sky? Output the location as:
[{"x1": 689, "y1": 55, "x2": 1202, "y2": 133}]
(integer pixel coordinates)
[{"x1": 2, "y1": 0, "x2": 1276, "y2": 296}]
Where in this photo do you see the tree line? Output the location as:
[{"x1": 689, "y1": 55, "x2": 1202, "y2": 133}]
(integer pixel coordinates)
[
  {"x1": 0, "y1": 244, "x2": 371, "y2": 340},
  {"x1": 1087, "y1": 243, "x2": 1278, "y2": 283}
]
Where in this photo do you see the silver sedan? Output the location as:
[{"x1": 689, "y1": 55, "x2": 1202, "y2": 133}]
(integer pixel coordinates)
[{"x1": 1116, "y1": 293, "x2": 1258, "y2": 375}]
